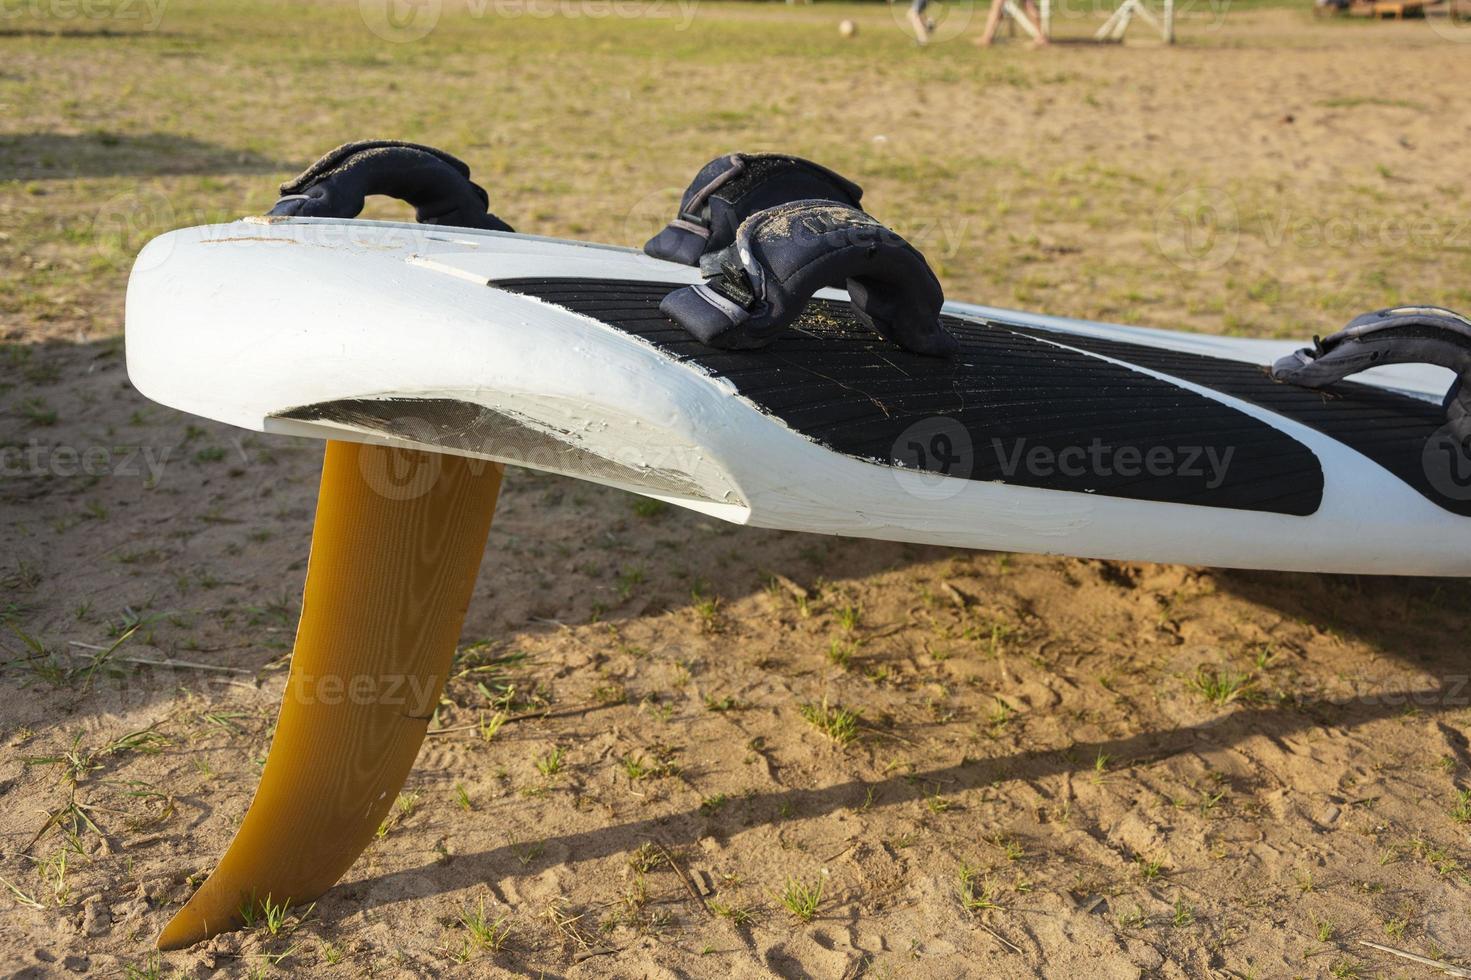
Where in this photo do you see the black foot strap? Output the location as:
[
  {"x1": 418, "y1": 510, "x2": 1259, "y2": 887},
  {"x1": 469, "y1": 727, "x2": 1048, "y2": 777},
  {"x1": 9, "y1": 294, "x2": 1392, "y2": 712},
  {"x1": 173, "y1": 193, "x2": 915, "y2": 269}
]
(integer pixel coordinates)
[
  {"x1": 1271, "y1": 305, "x2": 1471, "y2": 440},
  {"x1": 660, "y1": 201, "x2": 958, "y2": 356},
  {"x1": 645, "y1": 152, "x2": 863, "y2": 266},
  {"x1": 267, "y1": 140, "x2": 513, "y2": 231}
]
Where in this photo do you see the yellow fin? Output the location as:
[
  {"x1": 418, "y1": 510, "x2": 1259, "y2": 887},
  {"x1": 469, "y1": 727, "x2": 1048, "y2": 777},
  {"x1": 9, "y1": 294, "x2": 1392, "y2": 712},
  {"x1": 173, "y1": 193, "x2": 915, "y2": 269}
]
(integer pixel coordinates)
[{"x1": 159, "y1": 440, "x2": 501, "y2": 950}]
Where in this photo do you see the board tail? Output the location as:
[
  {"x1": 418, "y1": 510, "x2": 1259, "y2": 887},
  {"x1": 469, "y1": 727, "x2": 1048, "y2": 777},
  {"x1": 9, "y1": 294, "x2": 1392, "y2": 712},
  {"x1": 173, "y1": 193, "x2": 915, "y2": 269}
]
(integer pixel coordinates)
[{"x1": 157, "y1": 441, "x2": 501, "y2": 950}]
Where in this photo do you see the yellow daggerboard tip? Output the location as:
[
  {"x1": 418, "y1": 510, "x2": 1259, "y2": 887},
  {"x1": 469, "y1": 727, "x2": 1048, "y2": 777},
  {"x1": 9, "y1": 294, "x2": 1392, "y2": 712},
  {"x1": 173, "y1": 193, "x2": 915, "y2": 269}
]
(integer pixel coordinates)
[
  {"x1": 156, "y1": 441, "x2": 501, "y2": 950},
  {"x1": 157, "y1": 910, "x2": 211, "y2": 951}
]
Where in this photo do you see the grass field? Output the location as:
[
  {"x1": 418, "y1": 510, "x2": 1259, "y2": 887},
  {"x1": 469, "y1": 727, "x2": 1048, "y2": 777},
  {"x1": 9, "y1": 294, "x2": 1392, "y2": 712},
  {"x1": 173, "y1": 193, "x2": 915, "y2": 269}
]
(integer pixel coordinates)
[
  {"x1": 4, "y1": 1, "x2": 1471, "y2": 976},
  {"x1": 5, "y1": 0, "x2": 1469, "y2": 345}
]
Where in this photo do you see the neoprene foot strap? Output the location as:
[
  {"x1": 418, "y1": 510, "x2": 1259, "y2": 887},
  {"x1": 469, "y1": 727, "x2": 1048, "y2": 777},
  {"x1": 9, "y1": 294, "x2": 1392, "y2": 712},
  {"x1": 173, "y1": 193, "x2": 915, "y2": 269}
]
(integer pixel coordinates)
[
  {"x1": 660, "y1": 200, "x2": 958, "y2": 356},
  {"x1": 1271, "y1": 306, "x2": 1471, "y2": 441},
  {"x1": 268, "y1": 140, "x2": 513, "y2": 231},
  {"x1": 645, "y1": 152, "x2": 863, "y2": 266}
]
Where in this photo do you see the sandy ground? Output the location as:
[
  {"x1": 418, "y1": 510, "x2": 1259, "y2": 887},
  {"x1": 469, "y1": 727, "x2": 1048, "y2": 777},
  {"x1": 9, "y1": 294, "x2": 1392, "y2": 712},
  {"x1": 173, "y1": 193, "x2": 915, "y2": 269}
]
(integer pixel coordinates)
[{"x1": 4, "y1": 1, "x2": 1471, "y2": 977}]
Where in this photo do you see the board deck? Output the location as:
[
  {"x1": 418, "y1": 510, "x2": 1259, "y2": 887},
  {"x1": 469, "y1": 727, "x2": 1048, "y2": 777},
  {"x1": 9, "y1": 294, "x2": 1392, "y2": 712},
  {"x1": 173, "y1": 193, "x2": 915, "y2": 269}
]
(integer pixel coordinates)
[
  {"x1": 124, "y1": 217, "x2": 1471, "y2": 575},
  {"x1": 491, "y1": 277, "x2": 1326, "y2": 517}
]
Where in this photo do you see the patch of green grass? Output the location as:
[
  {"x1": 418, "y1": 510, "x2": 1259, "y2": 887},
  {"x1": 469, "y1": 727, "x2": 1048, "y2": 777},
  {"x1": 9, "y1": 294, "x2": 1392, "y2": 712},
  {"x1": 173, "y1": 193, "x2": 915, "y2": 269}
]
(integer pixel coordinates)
[
  {"x1": 478, "y1": 710, "x2": 508, "y2": 742},
  {"x1": 1317, "y1": 96, "x2": 1425, "y2": 111},
  {"x1": 1409, "y1": 836, "x2": 1464, "y2": 877},
  {"x1": 1188, "y1": 665, "x2": 1255, "y2": 706},
  {"x1": 957, "y1": 864, "x2": 1004, "y2": 913},
  {"x1": 799, "y1": 698, "x2": 860, "y2": 745},
  {"x1": 631, "y1": 497, "x2": 667, "y2": 518},
  {"x1": 620, "y1": 749, "x2": 679, "y2": 782},
  {"x1": 458, "y1": 898, "x2": 512, "y2": 954},
  {"x1": 826, "y1": 637, "x2": 857, "y2": 669},
  {"x1": 616, "y1": 565, "x2": 644, "y2": 599},
  {"x1": 628, "y1": 843, "x2": 661, "y2": 874},
  {"x1": 375, "y1": 791, "x2": 421, "y2": 838},
  {"x1": 535, "y1": 745, "x2": 567, "y2": 778},
  {"x1": 18, "y1": 397, "x2": 57, "y2": 426},
  {"x1": 987, "y1": 697, "x2": 1015, "y2": 733},
  {"x1": 260, "y1": 895, "x2": 311, "y2": 937},
  {"x1": 0, "y1": 874, "x2": 45, "y2": 911},
  {"x1": 592, "y1": 683, "x2": 627, "y2": 705},
  {"x1": 1451, "y1": 788, "x2": 1471, "y2": 824},
  {"x1": 778, "y1": 876, "x2": 824, "y2": 922},
  {"x1": 690, "y1": 587, "x2": 722, "y2": 633},
  {"x1": 122, "y1": 953, "x2": 163, "y2": 980},
  {"x1": 708, "y1": 899, "x2": 756, "y2": 925},
  {"x1": 994, "y1": 836, "x2": 1026, "y2": 862}
]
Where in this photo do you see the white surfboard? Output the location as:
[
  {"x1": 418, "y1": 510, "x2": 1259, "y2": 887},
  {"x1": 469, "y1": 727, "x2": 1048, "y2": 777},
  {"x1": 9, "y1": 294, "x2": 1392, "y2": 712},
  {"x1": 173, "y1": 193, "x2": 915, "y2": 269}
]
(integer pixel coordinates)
[{"x1": 125, "y1": 216, "x2": 1471, "y2": 576}]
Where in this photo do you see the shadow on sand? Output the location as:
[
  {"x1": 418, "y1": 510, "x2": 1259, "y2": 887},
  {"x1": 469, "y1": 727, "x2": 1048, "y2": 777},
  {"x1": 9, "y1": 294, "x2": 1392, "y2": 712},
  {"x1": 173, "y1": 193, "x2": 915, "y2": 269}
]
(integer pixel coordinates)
[
  {"x1": 331, "y1": 681, "x2": 1471, "y2": 923},
  {"x1": 0, "y1": 132, "x2": 289, "y2": 181}
]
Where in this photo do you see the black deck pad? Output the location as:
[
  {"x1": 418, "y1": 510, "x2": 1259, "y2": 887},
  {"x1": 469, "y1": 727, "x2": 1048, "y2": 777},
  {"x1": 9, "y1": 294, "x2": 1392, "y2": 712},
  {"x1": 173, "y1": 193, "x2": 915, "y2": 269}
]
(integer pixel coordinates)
[
  {"x1": 1009, "y1": 329, "x2": 1469, "y2": 518},
  {"x1": 493, "y1": 277, "x2": 1324, "y2": 516}
]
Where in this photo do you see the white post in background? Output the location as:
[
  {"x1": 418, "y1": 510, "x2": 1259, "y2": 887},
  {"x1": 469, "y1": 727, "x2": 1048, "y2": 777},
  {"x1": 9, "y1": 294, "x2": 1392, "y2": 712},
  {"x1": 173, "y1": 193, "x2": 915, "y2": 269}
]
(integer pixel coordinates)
[
  {"x1": 979, "y1": 0, "x2": 1051, "y2": 44},
  {"x1": 1096, "y1": 0, "x2": 1174, "y2": 42}
]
